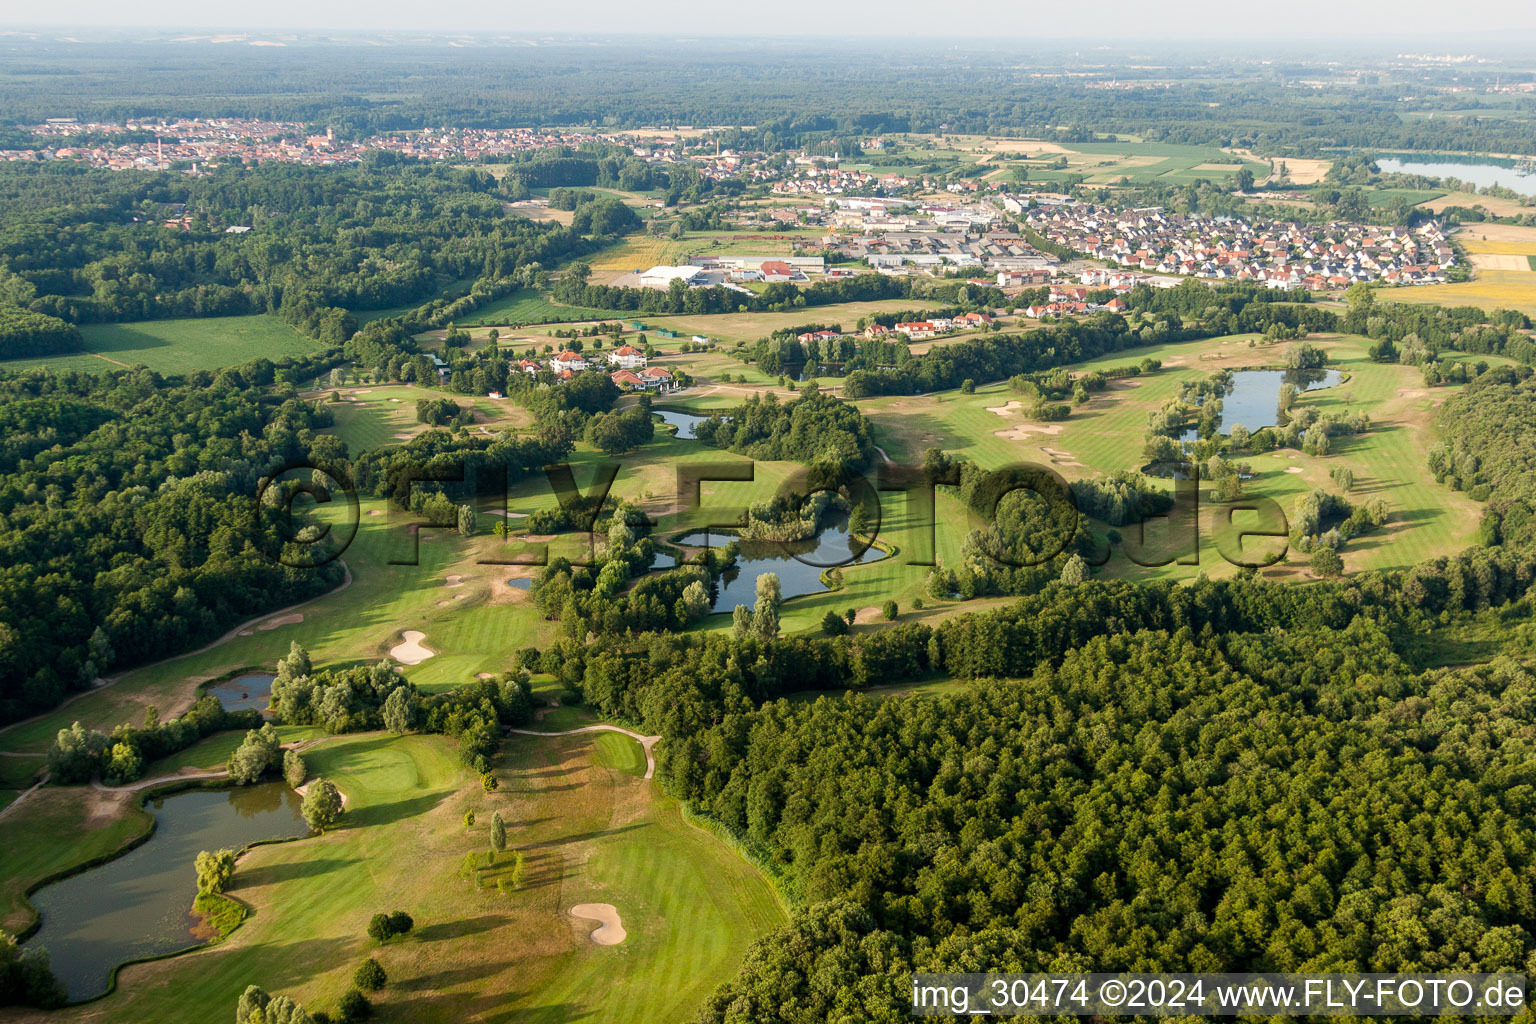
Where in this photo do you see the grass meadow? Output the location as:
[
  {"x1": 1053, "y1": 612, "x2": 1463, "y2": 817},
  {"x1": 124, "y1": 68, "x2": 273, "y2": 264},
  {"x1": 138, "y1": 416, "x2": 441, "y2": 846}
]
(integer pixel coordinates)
[{"x1": 2, "y1": 315, "x2": 326, "y2": 375}]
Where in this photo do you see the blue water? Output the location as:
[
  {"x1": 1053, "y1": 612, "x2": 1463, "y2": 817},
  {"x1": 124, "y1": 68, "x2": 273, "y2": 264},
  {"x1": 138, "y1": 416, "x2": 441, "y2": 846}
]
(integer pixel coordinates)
[
  {"x1": 1376, "y1": 157, "x2": 1536, "y2": 197},
  {"x1": 1179, "y1": 369, "x2": 1342, "y2": 441},
  {"x1": 654, "y1": 408, "x2": 712, "y2": 440},
  {"x1": 203, "y1": 673, "x2": 274, "y2": 713}
]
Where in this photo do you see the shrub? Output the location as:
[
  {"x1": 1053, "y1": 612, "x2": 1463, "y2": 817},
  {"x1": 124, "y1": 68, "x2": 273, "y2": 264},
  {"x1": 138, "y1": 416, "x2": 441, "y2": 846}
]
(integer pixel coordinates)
[
  {"x1": 881, "y1": 600, "x2": 898, "y2": 620},
  {"x1": 337, "y1": 987, "x2": 372, "y2": 1021},
  {"x1": 353, "y1": 958, "x2": 386, "y2": 992}
]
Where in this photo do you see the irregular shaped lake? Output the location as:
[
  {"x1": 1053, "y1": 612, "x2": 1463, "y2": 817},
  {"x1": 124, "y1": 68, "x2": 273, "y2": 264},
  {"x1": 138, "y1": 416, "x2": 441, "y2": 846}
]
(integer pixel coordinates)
[
  {"x1": 654, "y1": 408, "x2": 712, "y2": 440},
  {"x1": 1179, "y1": 368, "x2": 1342, "y2": 441},
  {"x1": 1376, "y1": 157, "x2": 1536, "y2": 197},
  {"x1": 674, "y1": 514, "x2": 879, "y2": 612},
  {"x1": 28, "y1": 783, "x2": 307, "y2": 1001}
]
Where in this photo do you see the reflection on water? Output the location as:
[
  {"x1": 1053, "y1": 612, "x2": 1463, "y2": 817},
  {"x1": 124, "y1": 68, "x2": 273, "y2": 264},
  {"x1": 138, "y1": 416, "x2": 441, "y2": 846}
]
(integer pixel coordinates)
[
  {"x1": 654, "y1": 408, "x2": 712, "y2": 440},
  {"x1": 1179, "y1": 368, "x2": 1342, "y2": 441},
  {"x1": 27, "y1": 783, "x2": 307, "y2": 1001},
  {"x1": 203, "y1": 673, "x2": 275, "y2": 713},
  {"x1": 1376, "y1": 157, "x2": 1536, "y2": 197},
  {"x1": 674, "y1": 513, "x2": 879, "y2": 612}
]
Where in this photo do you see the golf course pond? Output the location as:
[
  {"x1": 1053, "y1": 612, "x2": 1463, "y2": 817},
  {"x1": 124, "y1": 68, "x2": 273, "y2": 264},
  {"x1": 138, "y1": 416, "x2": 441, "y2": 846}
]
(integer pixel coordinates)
[
  {"x1": 27, "y1": 782, "x2": 308, "y2": 1001},
  {"x1": 673, "y1": 512, "x2": 881, "y2": 612},
  {"x1": 1179, "y1": 368, "x2": 1342, "y2": 440},
  {"x1": 203, "y1": 672, "x2": 276, "y2": 712}
]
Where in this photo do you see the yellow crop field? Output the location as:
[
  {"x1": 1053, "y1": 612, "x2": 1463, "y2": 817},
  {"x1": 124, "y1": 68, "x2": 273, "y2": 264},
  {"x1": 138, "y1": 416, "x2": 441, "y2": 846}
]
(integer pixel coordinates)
[
  {"x1": 585, "y1": 235, "x2": 679, "y2": 273},
  {"x1": 1382, "y1": 271, "x2": 1536, "y2": 315},
  {"x1": 1460, "y1": 238, "x2": 1536, "y2": 256}
]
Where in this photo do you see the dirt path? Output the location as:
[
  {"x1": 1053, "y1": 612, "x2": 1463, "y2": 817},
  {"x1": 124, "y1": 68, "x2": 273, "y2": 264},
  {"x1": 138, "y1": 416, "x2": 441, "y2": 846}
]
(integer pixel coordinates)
[
  {"x1": 507, "y1": 725, "x2": 661, "y2": 780},
  {"x1": 0, "y1": 775, "x2": 49, "y2": 823},
  {"x1": 0, "y1": 562, "x2": 352, "y2": 742},
  {"x1": 87, "y1": 737, "x2": 331, "y2": 794}
]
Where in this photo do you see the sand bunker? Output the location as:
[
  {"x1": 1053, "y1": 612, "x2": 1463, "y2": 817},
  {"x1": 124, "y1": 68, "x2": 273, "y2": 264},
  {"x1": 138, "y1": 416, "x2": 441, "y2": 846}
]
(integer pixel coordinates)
[
  {"x1": 368, "y1": 509, "x2": 383, "y2": 516},
  {"x1": 259, "y1": 613, "x2": 303, "y2": 631},
  {"x1": 995, "y1": 423, "x2": 1066, "y2": 440},
  {"x1": 987, "y1": 400, "x2": 1024, "y2": 416},
  {"x1": 390, "y1": 630, "x2": 435, "y2": 665},
  {"x1": 445, "y1": 574, "x2": 465, "y2": 587},
  {"x1": 388, "y1": 398, "x2": 401, "y2": 403},
  {"x1": 570, "y1": 903, "x2": 627, "y2": 945},
  {"x1": 1284, "y1": 467, "x2": 1305, "y2": 474}
]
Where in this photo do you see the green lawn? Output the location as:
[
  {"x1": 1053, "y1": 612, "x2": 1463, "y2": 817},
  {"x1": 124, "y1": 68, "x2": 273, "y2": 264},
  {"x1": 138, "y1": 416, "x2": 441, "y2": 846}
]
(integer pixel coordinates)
[
  {"x1": 2, "y1": 315, "x2": 327, "y2": 376},
  {"x1": 456, "y1": 289, "x2": 636, "y2": 327}
]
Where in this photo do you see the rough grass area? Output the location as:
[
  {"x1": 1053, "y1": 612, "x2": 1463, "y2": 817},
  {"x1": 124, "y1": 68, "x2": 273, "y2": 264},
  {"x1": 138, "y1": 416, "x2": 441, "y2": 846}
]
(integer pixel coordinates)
[{"x1": 3, "y1": 315, "x2": 326, "y2": 375}]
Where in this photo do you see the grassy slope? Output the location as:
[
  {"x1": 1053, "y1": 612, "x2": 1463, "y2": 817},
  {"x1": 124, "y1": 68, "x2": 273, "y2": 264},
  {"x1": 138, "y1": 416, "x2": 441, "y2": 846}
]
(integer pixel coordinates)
[
  {"x1": 20, "y1": 731, "x2": 782, "y2": 1024},
  {"x1": 3, "y1": 315, "x2": 325, "y2": 376}
]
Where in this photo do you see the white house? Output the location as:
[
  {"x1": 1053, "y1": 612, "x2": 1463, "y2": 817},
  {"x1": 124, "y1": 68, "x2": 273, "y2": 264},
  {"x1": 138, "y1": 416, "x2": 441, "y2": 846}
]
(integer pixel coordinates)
[
  {"x1": 549, "y1": 350, "x2": 590, "y2": 374},
  {"x1": 607, "y1": 345, "x2": 647, "y2": 370}
]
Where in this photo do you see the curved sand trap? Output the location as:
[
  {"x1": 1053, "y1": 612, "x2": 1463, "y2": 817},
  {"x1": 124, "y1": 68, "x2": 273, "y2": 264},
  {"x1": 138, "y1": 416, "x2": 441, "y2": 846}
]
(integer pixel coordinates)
[
  {"x1": 995, "y1": 423, "x2": 1065, "y2": 440},
  {"x1": 570, "y1": 903, "x2": 627, "y2": 945},
  {"x1": 259, "y1": 613, "x2": 303, "y2": 631},
  {"x1": 390, "y1": 630, "x2": 435, "y2": 665},
  {"x1": 1284, "y1": 466, "x2": 1305, "y2": 474},
  {"x1": 445, "y1": 574, "x2": 465, "y2": 587},
  {"x1": 987, "y1": 400, "x2": 1023, "y2": 416}
]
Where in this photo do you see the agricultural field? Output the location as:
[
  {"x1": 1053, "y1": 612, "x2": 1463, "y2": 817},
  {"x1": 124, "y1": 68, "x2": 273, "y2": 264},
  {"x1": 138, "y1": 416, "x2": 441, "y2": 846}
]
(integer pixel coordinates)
[
  {"x1": 1384, "y1": 271, "x2": 1536, "y2": 316},
  {"x1": 1, "y1": 315, "x2": 326, "y2": 375},
  {"x1": 2, "y1": 731, "x2": 783, "y2": 1024}
]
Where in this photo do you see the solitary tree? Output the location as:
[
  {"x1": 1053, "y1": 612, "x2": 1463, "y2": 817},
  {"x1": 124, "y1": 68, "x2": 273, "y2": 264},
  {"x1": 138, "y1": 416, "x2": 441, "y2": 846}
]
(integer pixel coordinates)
[
  {"x1": 382, "y1": 688, "x2": 415, "y2": 735},
  {"x1": 881, "y1": 599, "x2": 899, "y2": 621},
  {"x1": 490, "y1": 811, "x2": 507, "y2": 853},
  {"x1": 353, "y1": 958, "x2": 387, "y2": 992},
  {"x1": 1060, "y1": 554, "x2": 1088, "y2": 586},
  {"x1": 301, "y1": 778, "x2": 343, "y2": 833},
  {"x1": 458, "y1": 504, "x2": 476, "y2": 537},
  {"x1": 1310, "y1": 546, "x2": 1344, "y2": 579},
  {"x1": 464, "y1": 810, "x2": 476, "y2": 829},
  {"x1": 195, "y1": 849, "x2": 236, "y2": 894},
  {"x1": 283, "y1": 749, "x2": 307, "y2": 789},
  {"x1": 752, "y1": 573, "x2": 782, "y2": 639}
]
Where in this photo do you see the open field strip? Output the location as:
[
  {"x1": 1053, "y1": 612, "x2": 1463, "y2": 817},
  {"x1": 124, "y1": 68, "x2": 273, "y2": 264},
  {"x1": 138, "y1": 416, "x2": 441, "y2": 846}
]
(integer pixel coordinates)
[
  {"x1": 3, "y1": 315, "x2": 326, "y2": 376},
  {"x1": 319, "y1": 385, "x2": 533, "y2": 454},
  {"x1": 1382, "y1": 271, "x2": 1536, "y2": 316}
]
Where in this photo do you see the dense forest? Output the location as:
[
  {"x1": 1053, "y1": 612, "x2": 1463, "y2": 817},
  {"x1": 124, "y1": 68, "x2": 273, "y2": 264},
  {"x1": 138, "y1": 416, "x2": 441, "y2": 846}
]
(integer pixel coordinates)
[
  {"x1": 0, "y1": 160, "x2": 632, "y2": 330},
  {"x1": 0, "y1": 364, "x2": 345, "y2": 724}
]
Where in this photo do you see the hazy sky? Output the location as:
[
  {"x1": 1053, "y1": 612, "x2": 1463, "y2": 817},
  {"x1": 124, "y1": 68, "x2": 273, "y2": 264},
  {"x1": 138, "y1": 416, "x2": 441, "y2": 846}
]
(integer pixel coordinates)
[{"x1": 6, "y1": 1, "x2": 1536, "y2": 40}]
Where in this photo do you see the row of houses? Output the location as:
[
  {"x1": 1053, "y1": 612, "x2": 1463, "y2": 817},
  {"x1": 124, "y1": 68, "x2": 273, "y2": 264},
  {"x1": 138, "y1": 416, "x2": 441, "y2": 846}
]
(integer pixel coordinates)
[{"x1": 1025, "y1": 201, "x2": 1456, "y2": 290}]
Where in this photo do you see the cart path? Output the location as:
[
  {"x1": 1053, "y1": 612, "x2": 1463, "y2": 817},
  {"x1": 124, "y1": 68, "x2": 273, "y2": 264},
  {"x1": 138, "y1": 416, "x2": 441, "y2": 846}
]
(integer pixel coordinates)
[{"x1": 507, "y1": 725, "x2": 660, "y2": 780}]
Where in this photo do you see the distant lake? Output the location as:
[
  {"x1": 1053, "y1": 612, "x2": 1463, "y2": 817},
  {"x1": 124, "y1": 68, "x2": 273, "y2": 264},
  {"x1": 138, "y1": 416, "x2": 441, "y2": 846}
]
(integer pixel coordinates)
[
  {"x1": 1179, "y1": 368, "x2": 1342, "y2": 442},
  {"x1": 28, "y1": 784, "x2": 307, "y2": 1001},
  {"x1": 674, "y1": 512, "x2": 879, "y2": 612},
  {"x1": 1376, "y1": 156, "x2": 1536, "y2": 197}
]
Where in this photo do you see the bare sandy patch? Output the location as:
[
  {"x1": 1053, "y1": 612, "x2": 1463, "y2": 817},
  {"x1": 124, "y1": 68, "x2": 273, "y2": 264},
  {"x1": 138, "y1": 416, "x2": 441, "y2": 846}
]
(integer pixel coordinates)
[
  {"x1": 258, "y1": 613, "x2": 303, "y2": 631},
  {"x1": 570, "y1": 903, "x2": 627, "y2": 945},
  {"x1": 390, "y1": 630, "x2": 435, "y2": 665},
  {"x1": 367, "y1": 509, "x2": 383, "y2": 516},
  {"x1": 987, "y1": 400, "x2": 1024, "y2": 416},
  {"x1": 388, "y1": 398, "x2": 401, "y2": 403},
  {"x1": 445, "y1": 574, "x2": 465, "y2": 587},
  {"x1": 853, "y1": 606, "x2": 885, "y2": 625},
  {"x1": 1284, "y1": 466, "x2": 1305, "y2": 474},
  {"x1": 392, "y1": 432, "x2": 414, "y2": 440},
  {"x1": 995, "y1": 423, "x2": 1066, "y2": 440}
]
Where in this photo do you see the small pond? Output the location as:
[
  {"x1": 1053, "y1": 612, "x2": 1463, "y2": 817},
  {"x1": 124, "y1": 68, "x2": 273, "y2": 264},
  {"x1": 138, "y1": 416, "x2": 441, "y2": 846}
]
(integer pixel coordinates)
[
  {"x1": 673, "y1": 513, "x2": 880, "y2": 612},
  {"x1": 28, "y1": 783, "x2": 307, "y2": 1001},
  {"x1": 1178, "y1": 368, "x2": 1342, "y2": 441},
  {"x1": 654, "y1": 408, "x2": 712, "y2": 440},
  {"x1": 1376, "y1": 156, "x2": 1536, "y2": 197},
  {"x1": 507, "y1": 577, "x2": 533, "y2": 590},
  {"x1": 203, "y1": 672, "x2": 275, "y2": 713}
]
